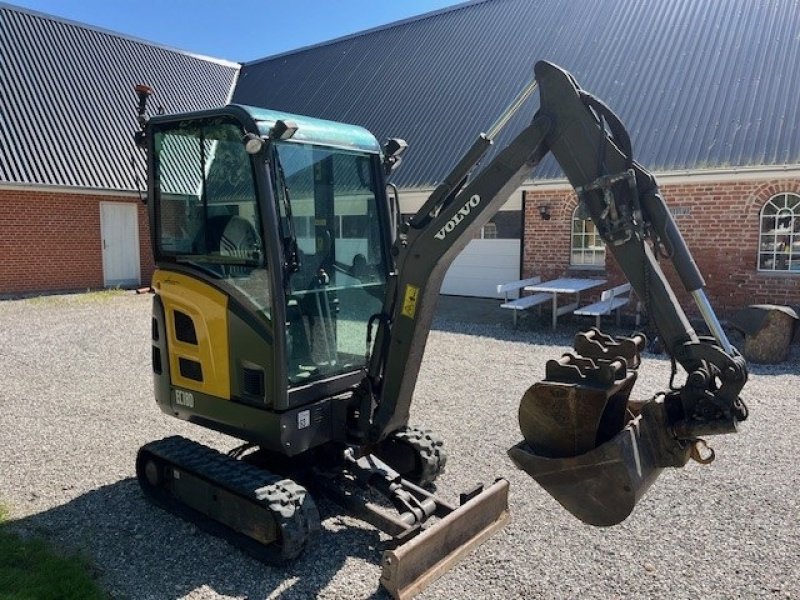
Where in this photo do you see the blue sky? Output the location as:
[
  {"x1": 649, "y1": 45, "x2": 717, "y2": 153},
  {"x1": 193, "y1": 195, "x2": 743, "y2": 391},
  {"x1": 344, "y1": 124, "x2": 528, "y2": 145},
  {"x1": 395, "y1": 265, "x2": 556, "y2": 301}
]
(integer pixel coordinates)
[{"x1": 8, "y1": 0, "x2": 467, "y2": 62}]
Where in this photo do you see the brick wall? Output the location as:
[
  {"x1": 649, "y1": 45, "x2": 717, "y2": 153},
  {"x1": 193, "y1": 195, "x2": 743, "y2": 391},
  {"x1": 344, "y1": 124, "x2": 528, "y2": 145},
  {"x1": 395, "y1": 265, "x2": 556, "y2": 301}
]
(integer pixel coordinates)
[
  {"x1": 0, "y1": 188, "x2": 154, "y2": 295},
  {"x1": 523, "y1": 177, "x2": 800, "y2": 316}
]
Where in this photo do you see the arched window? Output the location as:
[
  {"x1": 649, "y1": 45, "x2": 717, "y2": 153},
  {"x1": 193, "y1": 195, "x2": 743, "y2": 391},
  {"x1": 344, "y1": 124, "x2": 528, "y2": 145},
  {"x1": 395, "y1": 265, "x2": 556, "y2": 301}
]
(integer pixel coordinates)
[
  {"x1": 758, "y1": 193, "x2": 800, "y2": 272},
  {"x1": 571, "y1": 207, "x2": 605, "y2": 267}
]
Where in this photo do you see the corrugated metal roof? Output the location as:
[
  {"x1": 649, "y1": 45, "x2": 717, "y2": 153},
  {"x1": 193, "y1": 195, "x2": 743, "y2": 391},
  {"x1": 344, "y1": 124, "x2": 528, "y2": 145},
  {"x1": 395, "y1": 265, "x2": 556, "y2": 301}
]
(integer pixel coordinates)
[
  {"x1": 233, "y1": 0, "x2": 800, "y2": 188},
  {"x1": 0, "y1": 3, "x2": 239, "y2": 190}
]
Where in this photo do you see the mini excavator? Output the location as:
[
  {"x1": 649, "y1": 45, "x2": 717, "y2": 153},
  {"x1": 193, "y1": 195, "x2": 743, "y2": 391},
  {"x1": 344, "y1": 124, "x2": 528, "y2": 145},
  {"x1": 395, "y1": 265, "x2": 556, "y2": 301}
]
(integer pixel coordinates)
[{"x1": 132, "y1": 61, "x2": 747, "y2": 598}]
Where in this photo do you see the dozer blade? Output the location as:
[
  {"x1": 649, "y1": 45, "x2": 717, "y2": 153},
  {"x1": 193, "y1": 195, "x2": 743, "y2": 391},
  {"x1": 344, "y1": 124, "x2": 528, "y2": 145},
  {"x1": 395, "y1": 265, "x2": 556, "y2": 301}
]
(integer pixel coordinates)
[
  {"x1": 509, "y1": 399, "x2": 690, "y2": 526},
  {"x1": 380, "y1": 478, "x2": 510, "y2": 600}
]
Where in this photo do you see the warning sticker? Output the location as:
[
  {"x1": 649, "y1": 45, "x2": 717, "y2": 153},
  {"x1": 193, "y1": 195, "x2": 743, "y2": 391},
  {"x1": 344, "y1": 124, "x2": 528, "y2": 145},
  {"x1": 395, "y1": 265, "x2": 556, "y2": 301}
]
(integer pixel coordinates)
[
  {"x1": 401, "y1": 284, "x2": 419, "y2": 320},
  {"x1": 298, "y1": 409, "x2": 310, "y2": 430}
]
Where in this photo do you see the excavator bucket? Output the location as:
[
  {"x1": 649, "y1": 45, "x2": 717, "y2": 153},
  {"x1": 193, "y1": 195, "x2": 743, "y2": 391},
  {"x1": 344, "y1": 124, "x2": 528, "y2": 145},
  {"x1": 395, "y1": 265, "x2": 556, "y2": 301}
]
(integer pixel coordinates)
[
  {"x1": 379, "y1": 478, "x2": 510, "y2": 599},
  {"x1": 509, "y1": 330, "x2": 691, "y2": 526},
  {"x1": 509, "y1": 405, "x2": 681, "y2": 526}
]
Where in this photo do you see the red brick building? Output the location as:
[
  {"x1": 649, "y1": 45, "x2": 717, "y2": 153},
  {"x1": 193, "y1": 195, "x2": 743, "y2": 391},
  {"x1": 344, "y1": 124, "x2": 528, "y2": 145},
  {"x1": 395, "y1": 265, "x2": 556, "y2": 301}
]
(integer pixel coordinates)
[
  {"x1": 0, "y1": 5, "x2": 238, "y2": 296},
  {"x1": 0, "y1": 188, "x2": 152, "y2": 294},
  {"x1": 523, "y1": 173, "x2": 800, "y2": 315}
]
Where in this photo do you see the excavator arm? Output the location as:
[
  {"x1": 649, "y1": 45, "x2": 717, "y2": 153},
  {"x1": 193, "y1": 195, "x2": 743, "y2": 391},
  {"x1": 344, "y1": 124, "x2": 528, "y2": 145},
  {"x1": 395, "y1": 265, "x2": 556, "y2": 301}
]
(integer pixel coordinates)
[
  {"x1": 506, "y1": 62, "x2": 748, "y2": 526},
  {"x1": 359, "y1": 61, "x2": 747, "y2": 525},
  {"x1": 531, "y1": 61, "x2": 748, "y2": 437}
]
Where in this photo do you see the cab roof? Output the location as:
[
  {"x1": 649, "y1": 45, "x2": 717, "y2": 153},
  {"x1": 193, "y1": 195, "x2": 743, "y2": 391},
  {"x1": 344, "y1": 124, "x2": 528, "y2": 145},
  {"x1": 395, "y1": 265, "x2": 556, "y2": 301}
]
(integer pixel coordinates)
[
  {"x1": 241, "y1": 105, "x2": 382, "y2": 154},
  {"x1": 149, "y1": 104, "x2": 383, "y2": 155}
]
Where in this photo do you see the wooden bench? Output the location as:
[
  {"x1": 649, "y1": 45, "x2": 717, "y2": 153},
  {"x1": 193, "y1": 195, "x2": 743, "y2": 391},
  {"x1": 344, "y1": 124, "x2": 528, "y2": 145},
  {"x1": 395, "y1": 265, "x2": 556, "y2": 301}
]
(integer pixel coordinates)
[
  {"x1": 574, "y1": 283, "x2": 632, "y2": 328},
  {"x1": 497, "y1": 277, "x2": 553, "y2": 327}
]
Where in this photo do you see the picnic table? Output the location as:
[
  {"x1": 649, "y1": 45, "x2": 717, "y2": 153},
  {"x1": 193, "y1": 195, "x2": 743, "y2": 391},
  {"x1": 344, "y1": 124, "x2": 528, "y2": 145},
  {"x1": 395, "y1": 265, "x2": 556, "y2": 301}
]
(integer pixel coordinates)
[{"x1": 524, "y1": 277, "x2": 607, "y2": 330}]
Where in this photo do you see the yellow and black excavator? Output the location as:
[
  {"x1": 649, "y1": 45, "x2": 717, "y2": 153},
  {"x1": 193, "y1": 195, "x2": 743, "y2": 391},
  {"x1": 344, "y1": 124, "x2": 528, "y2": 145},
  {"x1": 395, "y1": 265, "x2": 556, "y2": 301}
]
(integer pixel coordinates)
[{"x1": 132, "y1": 61, "x2": 748, "y2": 599}]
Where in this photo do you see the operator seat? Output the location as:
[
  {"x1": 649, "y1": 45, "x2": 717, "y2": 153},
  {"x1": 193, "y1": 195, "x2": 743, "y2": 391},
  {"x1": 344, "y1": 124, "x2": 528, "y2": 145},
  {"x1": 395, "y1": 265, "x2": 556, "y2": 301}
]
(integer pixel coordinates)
[
  {"x1": 196, "y1": 214, "x2": 261, "y2": 277},
  {"x1": 216, "y1": 215, "x2": 260, "y2": 261}
]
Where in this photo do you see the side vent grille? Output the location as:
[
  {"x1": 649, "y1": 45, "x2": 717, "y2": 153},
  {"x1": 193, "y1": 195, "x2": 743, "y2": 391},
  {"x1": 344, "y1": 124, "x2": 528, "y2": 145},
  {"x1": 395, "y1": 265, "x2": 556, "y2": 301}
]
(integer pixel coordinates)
[
  {"x1": 151, "y1": 318, "x2": 159, "y2": 341},
  {"x1": 243, "y1": 367, "x2": 265, "y2": 397},
  {"x1": 179, "y1": 358, "x2": 203, "y2": 382},
  {"x1": 174, "y1": 311, "x2": 198, "y2": 345},
  {"x1": 152, "y1": 347, "x2": 162, "y2": 375}
]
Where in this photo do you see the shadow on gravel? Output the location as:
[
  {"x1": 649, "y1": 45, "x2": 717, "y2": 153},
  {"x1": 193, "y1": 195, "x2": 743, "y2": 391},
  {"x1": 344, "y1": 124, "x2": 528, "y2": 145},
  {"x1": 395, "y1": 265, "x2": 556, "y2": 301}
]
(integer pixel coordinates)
[
  {"x1": 7, "y1": 478, "x2": 391, "y2": 599},
  {"x1": 745, "y1": 353, "x2": 800, "y2": 376}
]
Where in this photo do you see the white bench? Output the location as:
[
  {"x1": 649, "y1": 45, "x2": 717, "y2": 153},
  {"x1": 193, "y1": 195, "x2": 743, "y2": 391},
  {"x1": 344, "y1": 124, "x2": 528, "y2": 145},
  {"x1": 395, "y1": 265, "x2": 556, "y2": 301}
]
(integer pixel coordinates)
[
  {"x1": 497, "y1": 277, "x2": 553, "y2": 327},
  {"x1": 574, "y1": 283, "x2": 632, "y2": 328}
]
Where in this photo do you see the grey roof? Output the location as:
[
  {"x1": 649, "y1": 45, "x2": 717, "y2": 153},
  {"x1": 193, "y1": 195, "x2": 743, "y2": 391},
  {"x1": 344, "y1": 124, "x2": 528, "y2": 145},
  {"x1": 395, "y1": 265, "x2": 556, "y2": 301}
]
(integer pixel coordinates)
[
  {"x1": 233, "y1": 0, "x2": 800, "y2": 188},
  {"x1": 0, "y1": 4, "x2": 239, "y2": 190}
]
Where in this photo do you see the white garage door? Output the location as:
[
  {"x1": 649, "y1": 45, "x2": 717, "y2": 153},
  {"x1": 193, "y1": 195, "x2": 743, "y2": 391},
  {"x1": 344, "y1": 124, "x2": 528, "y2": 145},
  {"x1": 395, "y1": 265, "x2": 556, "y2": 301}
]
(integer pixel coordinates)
[{"x1": 441, "y1": 239, "x2": 520, "y2": 297}]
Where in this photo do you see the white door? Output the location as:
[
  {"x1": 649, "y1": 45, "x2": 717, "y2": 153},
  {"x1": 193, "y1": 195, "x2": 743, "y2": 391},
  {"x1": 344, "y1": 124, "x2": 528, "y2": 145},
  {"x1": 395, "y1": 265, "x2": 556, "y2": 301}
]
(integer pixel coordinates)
[
  {"x1": 100, "y1": 202, "x2": 141, "y2": 287},
  {"x1": 440, "y1": 239, "x2": 521, "y2": 298}
]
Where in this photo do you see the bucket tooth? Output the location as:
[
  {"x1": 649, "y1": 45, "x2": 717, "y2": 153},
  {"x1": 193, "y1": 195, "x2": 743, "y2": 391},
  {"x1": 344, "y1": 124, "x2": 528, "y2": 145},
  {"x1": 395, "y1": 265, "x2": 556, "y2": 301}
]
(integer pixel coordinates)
[{"x1": 379, "y1": 478, "x2": 509, "y2": 600}]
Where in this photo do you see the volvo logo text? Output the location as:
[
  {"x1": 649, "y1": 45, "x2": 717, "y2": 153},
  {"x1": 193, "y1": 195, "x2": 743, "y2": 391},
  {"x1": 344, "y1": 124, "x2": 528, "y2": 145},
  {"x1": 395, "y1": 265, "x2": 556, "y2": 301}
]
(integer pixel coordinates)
[{"x1": 434, "y1": 195, "x2": 481, "y2": 240}]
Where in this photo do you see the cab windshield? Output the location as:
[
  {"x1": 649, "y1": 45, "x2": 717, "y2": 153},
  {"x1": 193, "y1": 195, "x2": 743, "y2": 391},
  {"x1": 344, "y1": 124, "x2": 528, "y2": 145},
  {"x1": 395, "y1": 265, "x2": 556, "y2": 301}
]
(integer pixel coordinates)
[{"x1": 273, "y1": 141, "x2": 388, "y2": 386}]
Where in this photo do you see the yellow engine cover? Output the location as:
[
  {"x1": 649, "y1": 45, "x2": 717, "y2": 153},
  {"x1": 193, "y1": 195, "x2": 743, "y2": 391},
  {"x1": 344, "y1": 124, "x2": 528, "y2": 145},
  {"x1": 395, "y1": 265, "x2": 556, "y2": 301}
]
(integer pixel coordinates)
[{"x1": 153, "y1": 270, "x2": 231, "y2": 400}]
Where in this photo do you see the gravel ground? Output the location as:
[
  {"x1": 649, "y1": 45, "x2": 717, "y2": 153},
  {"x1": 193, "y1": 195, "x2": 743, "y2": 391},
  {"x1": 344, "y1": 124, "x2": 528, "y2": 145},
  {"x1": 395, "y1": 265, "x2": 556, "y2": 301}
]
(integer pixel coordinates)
[{"x1": 1, "y1": 292, "x2": 798, "y2": 600}]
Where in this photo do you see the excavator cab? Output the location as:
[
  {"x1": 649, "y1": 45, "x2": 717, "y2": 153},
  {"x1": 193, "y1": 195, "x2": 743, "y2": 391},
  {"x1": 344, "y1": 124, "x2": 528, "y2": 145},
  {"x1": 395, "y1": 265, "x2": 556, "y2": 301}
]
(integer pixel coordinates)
[
  {"x1": 146, "y1": 108, "x2": 401, "y2": 432},
  {"x1": 271, "y1": 140, "x2": 390, "y2": 387}
]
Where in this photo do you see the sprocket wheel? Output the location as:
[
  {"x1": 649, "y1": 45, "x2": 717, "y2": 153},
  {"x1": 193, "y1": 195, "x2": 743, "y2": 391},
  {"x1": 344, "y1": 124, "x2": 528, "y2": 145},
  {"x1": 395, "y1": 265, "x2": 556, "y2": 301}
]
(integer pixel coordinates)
[{"x1": 375, "y1": 426, "x2": 447, "y2": 486}]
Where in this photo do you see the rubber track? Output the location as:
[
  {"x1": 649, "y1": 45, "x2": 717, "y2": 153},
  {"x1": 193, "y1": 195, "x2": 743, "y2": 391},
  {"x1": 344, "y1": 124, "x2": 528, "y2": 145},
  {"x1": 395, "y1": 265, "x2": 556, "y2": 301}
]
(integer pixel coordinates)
[
  {"x1": 392, "y1": 427, "x2": 448, "y2": 486},
  {"x1": 137, "y1": 435, "x2": 319, "y2": 562}
]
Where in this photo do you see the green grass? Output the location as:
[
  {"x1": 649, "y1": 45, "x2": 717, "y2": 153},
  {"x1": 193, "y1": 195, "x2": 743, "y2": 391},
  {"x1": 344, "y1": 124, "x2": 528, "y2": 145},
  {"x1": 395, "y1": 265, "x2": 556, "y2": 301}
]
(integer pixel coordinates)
[{"x1": 0, "y1": 504, "x2": 106, "y2": 600}]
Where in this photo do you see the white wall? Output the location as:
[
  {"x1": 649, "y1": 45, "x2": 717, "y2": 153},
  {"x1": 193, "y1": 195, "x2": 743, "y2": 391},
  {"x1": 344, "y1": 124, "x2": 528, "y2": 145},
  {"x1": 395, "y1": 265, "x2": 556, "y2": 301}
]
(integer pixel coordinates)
[{"x1": 440, "y1": 239, "x2": 520, "y2": 297}]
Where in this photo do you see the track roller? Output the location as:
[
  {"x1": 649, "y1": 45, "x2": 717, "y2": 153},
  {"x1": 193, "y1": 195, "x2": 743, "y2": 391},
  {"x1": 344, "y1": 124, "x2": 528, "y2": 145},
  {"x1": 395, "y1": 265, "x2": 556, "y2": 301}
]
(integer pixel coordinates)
[{"x1": 136, "y1": 436, "x2": 319, "y2": 563}]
